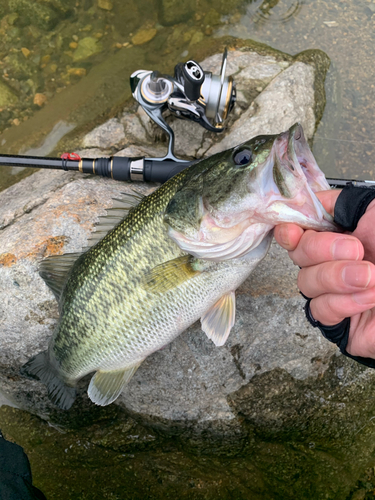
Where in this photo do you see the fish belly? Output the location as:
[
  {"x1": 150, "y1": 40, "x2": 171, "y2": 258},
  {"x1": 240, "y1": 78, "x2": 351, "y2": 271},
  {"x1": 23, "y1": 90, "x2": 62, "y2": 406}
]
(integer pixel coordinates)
[{"x1": 51, "y1": 251, "x2": 263, "y2": 383}]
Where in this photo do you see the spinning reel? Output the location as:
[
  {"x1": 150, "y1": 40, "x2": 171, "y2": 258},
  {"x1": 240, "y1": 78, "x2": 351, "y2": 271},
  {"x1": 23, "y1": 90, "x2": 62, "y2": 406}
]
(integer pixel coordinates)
[{"x1": 130, "y1": 48, "x2": 236, "y2": 163}]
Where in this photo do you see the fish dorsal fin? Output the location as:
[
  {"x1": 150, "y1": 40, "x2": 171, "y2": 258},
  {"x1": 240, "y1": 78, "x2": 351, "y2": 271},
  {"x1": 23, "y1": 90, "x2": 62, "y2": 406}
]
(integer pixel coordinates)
[
  {"x1": 201, "y1": 291, "x2": 236, "y2": 346},
  {"x1": 88, "y1": 363, "x2": 142, "y2": 406},
  {"x1": 142, "y1": 255, "x2": 201, "y2": 294},
  {"x1": 84, "y1": 190, "x2": 146, "y2": 250},
  {"x1": 39, "y1": 253, "x2": 83, "y2": 303},
  {"x1": 39, "y1": 191, "x2": 145, "y2": 302}
]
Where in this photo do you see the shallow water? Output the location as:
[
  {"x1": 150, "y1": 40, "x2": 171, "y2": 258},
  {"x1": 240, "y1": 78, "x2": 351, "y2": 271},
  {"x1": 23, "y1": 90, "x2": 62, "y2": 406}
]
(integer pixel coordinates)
[{"x1": 216, "y1": 0, "x2": 375, "y2": 182}]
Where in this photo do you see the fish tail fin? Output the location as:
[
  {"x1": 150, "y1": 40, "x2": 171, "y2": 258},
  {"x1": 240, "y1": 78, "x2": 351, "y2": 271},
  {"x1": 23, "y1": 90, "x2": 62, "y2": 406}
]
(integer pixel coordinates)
[{"x1": 20, "y1": 351, "x2": 76, "y2": 410}]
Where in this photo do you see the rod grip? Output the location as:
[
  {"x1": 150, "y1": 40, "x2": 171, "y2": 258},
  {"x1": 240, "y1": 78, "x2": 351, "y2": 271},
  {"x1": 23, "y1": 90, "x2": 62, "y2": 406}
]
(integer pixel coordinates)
[
  {"x1": 80, "y1": 157, "x2": 132, "y2": 181},
  {"x1": 144, "y1": 159, "x2": 192, "y2": 183}
]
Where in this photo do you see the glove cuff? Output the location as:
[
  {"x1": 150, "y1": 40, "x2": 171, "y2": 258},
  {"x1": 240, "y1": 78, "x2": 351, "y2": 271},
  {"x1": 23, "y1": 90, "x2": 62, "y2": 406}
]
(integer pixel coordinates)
[
  {"x1": 334, "y1": 185, "x2": 375, "y2": 231},
  {"x1": 304, "y1": 299, "x2": 375, "y2": 369}
]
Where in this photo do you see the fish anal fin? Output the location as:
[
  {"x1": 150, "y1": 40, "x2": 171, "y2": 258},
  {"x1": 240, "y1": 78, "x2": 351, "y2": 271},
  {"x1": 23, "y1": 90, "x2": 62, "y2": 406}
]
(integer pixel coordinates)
[
  {"x1": 88, "y1": 363, "x2": 141, "y2": 407},
  {"x1": 201, "y1": 291, "x2": 236, "y2": 346},
  {"x1": 142, "y1": 255, "x2": 201, "y2": 294}
]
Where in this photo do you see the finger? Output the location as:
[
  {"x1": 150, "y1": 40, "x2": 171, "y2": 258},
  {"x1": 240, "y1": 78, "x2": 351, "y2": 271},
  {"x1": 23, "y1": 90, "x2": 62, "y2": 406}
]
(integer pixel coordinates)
[
  {"x1": 316, "y1": 189, "x2": 341, "y2": 217},
  {"x1": 310, "y1": 288, "x2": 375, "y2": 325},
  {"x1": 274, "y1": 224, "x2": 304, "y2": 251},
  {"x1": 298, "y1": 261, "x2": 375, "y2": 298},
  {"x1": 288, "y1": 230, "x2": 364, "y2": 268},
  {"x1": 346, "y1": 309, "x2": 375, "y2": 358}
]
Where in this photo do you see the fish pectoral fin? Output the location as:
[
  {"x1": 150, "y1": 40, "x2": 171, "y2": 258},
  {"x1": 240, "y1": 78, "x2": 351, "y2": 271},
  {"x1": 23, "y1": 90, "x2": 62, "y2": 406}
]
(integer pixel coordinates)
[
  {"x1": 201, "y1": 291, "x2": 236, "y2": 347},
  {"x1": 88, "y1": 363, "x2": 141, "y2": 407},
  {"x1": 142, "y1": 255, "x2": 201, "y2": 294}
]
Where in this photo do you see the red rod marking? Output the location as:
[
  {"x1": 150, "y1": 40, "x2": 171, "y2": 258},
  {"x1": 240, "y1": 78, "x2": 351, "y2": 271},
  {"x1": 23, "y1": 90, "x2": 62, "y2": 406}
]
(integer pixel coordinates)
[{"x1": 61, "y1": 152, "x2": 81, "y2": 161}]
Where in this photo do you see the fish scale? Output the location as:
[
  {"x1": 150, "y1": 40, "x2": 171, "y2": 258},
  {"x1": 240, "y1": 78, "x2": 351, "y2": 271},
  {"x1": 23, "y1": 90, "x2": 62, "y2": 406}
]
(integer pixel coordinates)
[
  {"x1": 51, "y1": 172, "x2": 191, "y2": 377},
  {"x1": 21, "y1": 123, "x2": 337, "y2": 410}
]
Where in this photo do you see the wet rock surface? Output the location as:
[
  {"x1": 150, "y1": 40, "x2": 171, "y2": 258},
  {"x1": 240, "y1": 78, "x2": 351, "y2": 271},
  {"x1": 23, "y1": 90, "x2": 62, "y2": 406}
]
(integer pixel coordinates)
[{"x1": 1, "y1": 45, "x2": 374, "y2": 499}]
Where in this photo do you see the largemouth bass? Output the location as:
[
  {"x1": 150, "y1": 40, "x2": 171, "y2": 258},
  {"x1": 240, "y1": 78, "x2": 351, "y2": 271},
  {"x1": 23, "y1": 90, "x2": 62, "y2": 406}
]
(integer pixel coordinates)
[{"x1": 21, "y1": 123, "x2": 336, "y2": 410}]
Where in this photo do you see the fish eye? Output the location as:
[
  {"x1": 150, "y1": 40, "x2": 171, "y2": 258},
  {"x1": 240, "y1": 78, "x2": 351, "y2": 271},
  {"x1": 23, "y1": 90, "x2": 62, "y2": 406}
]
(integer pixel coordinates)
[{"x1": 233, "y1": 148, "x2": 252, "y2": 166}]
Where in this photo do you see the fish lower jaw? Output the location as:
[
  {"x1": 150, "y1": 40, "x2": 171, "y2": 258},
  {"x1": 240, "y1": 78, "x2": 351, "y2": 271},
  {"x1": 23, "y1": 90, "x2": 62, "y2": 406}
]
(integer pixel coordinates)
[{"x1": 262, "y1": 203, "x2": 337, "y2": 232}]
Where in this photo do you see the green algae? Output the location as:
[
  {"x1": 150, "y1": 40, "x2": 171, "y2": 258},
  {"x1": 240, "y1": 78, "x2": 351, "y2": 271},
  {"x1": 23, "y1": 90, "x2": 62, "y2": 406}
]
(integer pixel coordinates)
[
  {"x1": 9, "y1": 0, "x2": 60, "y2": 31},
  {"x1": 0, "y1": 405, "x2": 262, "y2": 500},
  {"x1": 0, "y1": 80, "x2": 18, "y2": 106},
  {"x1": 293, "y1": 49, "x2": 331, "y2": 135},
  {"x1": 73, "y1": 37, "x2": 103, "y2": 62}
]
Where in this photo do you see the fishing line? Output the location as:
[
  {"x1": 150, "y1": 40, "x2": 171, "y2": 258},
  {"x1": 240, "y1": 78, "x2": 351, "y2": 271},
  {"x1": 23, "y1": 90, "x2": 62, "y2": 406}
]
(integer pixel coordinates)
[{"x1": 314, "y1": 136, "x2": 375, "y2": 146}]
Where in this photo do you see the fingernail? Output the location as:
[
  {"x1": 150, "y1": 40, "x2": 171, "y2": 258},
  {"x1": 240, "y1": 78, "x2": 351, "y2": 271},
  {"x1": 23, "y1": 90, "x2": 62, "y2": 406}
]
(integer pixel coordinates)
[
  {"x1": 353, "y1": 289, "x2": 375, "y2": 305},
  {"x1": 332, "y1": 238, "x2": 360, "y2": 260},
  {"x1": 278, "y1": 227, "x2": 290, "y2": 247},
  {"x1": 342, "y1": 263, "x2": 371, "y2": 288}
]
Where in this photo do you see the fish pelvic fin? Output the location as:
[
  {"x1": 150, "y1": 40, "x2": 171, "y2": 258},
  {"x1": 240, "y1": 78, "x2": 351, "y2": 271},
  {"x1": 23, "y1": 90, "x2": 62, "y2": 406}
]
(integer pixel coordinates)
[
  {"x1": 142, "y1": 255, "x2": 201, "y2": 294},
  {"x1": 88, "y1": 363, "x2": 142, "y2": 407},
  {"x1": 20, "y1": 351, "x2": 76, "y2": 410},
  {"x1": 201, "y1": 291, "x2": 236, "y2": 346}
]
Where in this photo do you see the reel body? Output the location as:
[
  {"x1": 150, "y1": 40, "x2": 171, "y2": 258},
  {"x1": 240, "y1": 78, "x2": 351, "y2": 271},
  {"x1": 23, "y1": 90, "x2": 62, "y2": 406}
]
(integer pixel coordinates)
[{"x1": 130, "y1": 49, "x2": 236, "y2": 162}]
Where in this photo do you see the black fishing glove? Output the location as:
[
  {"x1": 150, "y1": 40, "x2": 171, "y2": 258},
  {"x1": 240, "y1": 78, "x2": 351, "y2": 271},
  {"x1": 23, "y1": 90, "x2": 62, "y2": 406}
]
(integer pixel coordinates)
[
  {"x1": 0, "y1": 431, "x2": 47, "y2": 500},
  {"x1": 305, "y1": 184, "x2": 375, "y2": 369}
]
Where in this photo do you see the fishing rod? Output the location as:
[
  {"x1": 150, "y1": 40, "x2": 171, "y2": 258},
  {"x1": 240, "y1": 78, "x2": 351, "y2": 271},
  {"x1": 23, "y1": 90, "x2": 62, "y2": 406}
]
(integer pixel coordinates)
[
  {"x1": 326, "y1": 178, "x2": 375, "y2": 189},
  {"x1": 0, "y1": 151, "x2": 374, "y2": 189},
  {"x1": 0, "y1": 151, "x2": 193, "y2": 183},
  {"x1": 0, "y1": 48, "x2": 372, "y2": 189}
]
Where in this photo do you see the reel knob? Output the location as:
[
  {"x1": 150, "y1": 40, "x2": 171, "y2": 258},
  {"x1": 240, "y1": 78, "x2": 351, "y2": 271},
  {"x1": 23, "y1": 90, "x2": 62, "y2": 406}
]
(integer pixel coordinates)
[{"x1": 182, "y1": 61, "x2": 205, "y2": 101}]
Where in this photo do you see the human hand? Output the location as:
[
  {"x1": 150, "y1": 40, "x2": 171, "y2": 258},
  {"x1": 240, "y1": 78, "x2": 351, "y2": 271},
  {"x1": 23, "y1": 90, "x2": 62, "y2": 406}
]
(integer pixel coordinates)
[{"x1": 274, "y1": 190, "x2": 375, "y2": 359}]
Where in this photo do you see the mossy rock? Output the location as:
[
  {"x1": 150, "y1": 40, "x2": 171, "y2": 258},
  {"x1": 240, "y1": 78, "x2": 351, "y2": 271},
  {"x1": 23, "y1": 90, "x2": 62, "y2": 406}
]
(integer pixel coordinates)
[
  {"x1": 3, "y1": 52, "x2": 36, "y2": 81},
  {"x1": 0, "y1": 80, "x2": 18, "y2": 106},
  {"x1": 157, "y1": 0, "x2": 195, "y2": 26},
  {"x1": 9, "y1": 0, "x2": 59, "y2": 30},
  {"x1": 293, "y1": 49, "x2": 331, "y2": 132},
  {"x1": 72, "y1": 37, "x2": 103, "y2": 62}
]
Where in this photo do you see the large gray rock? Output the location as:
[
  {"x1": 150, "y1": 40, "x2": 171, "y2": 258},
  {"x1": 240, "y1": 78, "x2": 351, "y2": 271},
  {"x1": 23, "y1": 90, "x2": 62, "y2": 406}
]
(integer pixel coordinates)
[
  {"x1": 82, "y1": 118, "x2": 126, "y2": 150},
  {"x1": 207, "y1": 61, "x2": 317, "y2": 155}
]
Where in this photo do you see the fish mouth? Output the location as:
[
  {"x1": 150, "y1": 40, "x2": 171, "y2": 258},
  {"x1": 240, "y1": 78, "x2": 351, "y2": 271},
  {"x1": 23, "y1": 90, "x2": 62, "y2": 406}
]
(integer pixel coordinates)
[
  {"x1": 269, "y1": 123, "x2": 337, "y2": 231},
  {"x1": 287, "y1": 123, "x2": 331, "y2": 193}
]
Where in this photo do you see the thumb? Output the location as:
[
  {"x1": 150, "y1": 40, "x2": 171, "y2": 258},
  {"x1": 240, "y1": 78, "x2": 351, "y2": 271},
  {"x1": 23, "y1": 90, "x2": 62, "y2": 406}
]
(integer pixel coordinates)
[{"x1": 316, "y1": 189, "x2": 341, "y2": 217}]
